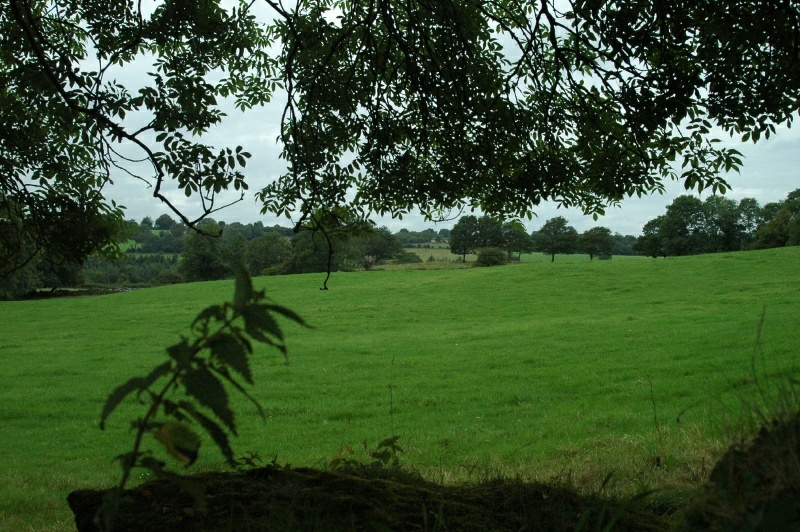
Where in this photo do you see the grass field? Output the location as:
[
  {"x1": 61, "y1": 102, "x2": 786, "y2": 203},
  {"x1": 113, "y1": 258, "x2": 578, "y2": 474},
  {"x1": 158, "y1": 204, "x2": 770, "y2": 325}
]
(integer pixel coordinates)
[
  {"x1": 398, "y1": 244, "x2": 644, "y2": 266},
  {"x1": 1, "y1": 248, "x2": 799, "y2": 529}
]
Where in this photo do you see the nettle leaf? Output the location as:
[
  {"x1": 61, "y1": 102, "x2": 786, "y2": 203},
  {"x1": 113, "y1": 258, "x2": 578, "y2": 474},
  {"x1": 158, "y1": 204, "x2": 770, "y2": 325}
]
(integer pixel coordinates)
[
  {"x1": 263, "y1": 304, "x2": 309, "y2": 328},
  {"x1": 100, "y1": 361, "x2": 171, "y2": 429},
  {"x1": 181, "y1": 367, "x2": 236, "y2": 434},
  {"x1": 231, "y1": 263, "x2": 253, "y2": 312},
  {"x1": 153, "y1": 422, "x2": 201, "y2": 466},
  {"x1": 241, "y1": 304, "x2": 283, "y2": 348},
  {"x1": 212, "y1": 365, "x2": 265, "y2": 421},
  {"x1": 193, "y1": 304, "x2": 226, "y2": 326},
  {"x1": 167, "y1": 339, "x2": 195, "y2": 368},
  {"x1": 185, "y1": 407, "x2": 236, "y2": 467},
  {"x1": 210, "y1": 333, "x2": 253, "y2": 384}
]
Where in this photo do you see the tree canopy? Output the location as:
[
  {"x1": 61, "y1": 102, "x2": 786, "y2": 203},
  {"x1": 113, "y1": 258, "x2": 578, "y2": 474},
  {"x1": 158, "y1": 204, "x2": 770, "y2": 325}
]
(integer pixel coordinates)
[
  {"x1": 633, "y1": 189, "x2": 800, "y2": 257},
  {"x1": 533, "y1": 216, "x2": 579, "y2": 261},
  {"x1": 3, "y1": 0, "x2": 800, "y2": 275}
]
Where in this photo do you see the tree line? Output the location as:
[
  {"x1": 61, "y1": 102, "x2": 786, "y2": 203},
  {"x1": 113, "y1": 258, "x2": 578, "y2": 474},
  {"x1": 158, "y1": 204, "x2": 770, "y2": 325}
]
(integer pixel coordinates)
[
  {"x1": 449, "y1": 215, "x2": 636, "y2": 263},
  {"x1": 4, "y1": 187, "x2": 797, "y2": 299},
  {"x1": 633, "y1": 189, "x2": 800, "y2": 258},
  {"x1": 2, "y1": 211, "x2": 637, "y2": 298}
]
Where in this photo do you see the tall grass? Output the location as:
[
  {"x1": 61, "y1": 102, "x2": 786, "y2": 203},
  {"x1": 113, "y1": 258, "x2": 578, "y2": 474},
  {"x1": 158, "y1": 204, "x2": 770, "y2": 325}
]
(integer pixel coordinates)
[{"x1": 1, "y1": 248, "x2": 798, "y2": 529}]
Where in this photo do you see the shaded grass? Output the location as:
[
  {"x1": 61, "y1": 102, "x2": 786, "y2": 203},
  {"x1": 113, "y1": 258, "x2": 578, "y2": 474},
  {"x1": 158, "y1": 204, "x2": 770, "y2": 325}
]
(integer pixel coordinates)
[{"x1": 1, "y1": 248, "x2": 799, "y2": 528}]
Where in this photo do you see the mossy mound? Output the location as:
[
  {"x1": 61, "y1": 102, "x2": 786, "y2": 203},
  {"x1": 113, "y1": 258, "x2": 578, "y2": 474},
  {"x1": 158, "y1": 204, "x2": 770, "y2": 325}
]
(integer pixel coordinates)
[
  {"x1": 682, "y1": 410, "x2": 800, "y2": 530},
  {"x1": 68, "y1": 465, "x2": 666, "y2": 531}
]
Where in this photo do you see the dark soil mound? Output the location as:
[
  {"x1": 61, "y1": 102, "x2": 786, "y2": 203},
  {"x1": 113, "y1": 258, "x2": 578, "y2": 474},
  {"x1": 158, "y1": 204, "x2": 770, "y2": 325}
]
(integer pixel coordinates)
[
  {"x1": 68, "y1": 465, "x2": 666, "y2": 531},
  {"x1": 682, "y1": 411, "x2": 800, "y2": 530}
]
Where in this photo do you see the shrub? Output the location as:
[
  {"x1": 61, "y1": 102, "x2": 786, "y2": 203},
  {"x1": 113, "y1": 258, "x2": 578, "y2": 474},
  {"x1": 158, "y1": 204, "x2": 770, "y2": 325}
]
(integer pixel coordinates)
[
  {"x1": 157, "y1": 269, "x2": 184, "y2": 285},
  {"x1": 396, "y1": 251, "x2": 423, "y2": 264},
  {"x1": 475, "y1": 247, "x2": 507, "y2": 267}
]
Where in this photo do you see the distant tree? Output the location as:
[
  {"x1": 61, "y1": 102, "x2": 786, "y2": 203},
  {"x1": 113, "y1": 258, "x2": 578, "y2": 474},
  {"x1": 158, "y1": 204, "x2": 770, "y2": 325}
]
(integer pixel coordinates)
[
  {"x1": 660, "y1": 195, "x2": 709, "y2": 256},
  {"x1": 246, "y1": 232, "x2": 291, "y2": 275},
  {"x1": 170, "y1": 224, "x2": 187, "y2": 239},
  {"x1": 761, "y1": 202, "x2": 784, "y2": 224},
  {"x1": 283, "y1": 231, "x2": 340, "y2": 274},
  {"x1": 140, "y1": 217, "x2": 154, "y2": 230},
  {"x1": 737, "y1": 198, "x2": 764, "y2": 249},
  {"x1": 753, "y1": 207, "x2": 794, "y2": 249},
  {"x1": 475, "y1": 217, "x2": 504, "y2": 248},
  {"x1": 268, "y1": 225, "x2": 295, "y2": 238},
  {"x1": 394, "y1": 228, "x2": 437, "y2": 246},
  {"x1": 179, "y1": 222, "x2": 228, "y2": 282},
  {"x1": 361, "y1": 226, "x2": 403, "y2": 262},
  {"x1": 221, "y1": 222, "x2": 247, "y2": 244},
  {"x1": 785, "y1": 188, "x2": 800, "y2": 214},
  {"x1": 534, "y1": 217, "x2": 579, "y2": 262},
  {"x1": 581, "y1": 227, "x2": 615, "y2": 260},
  {"x1": 154, "y1": 214, "x2": 177, "y2": 231},
  {"x1": 612, "y1": 234, "x2": 637, "y2": 256},
  {"x1": 742, "y1": 189, "x2": 800, "y2": 250},
  {"x1": 501, "y1": 220, "x2": 534, "y2": 260},
  {"x1": 0, "y1": 267, "x2": 38, "y2": 299},
  {"x1": 437, "y1": 228, "x2": 451, "y2": 241},
  {"x1": 633, "y1": 216, "x2": 667, "y2": 258},
  {"x1": 702, "y1": 196, "x2": 743, "y2": 252},
  {"x1": 225, "y1": 233, "x2": 248, "y2": 266},
  {"x1": 449, "y1": 215, "x2": 480, "y2": 262}
]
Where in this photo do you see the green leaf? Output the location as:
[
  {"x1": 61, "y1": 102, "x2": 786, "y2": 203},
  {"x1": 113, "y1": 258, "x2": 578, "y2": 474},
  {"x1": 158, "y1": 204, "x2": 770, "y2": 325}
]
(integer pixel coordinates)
[
  {"x1": 185, "y1": 407, "x2": 236, "y2": 467},
  {"x1": 167, "y1": 339, "x2": 195, "y2": 368},
  {"x1": 211, "y1": 365, "x2": 265, "y2": 421},
  {"x1": 193, "y1": 305, "x2": 226, "y2": 327},
  {"x1": 264, "y1": 304, "x2": 310, "y2": 328},
  {"x1": 153, "y1": 422, "x2": 201, "y2": 466},
  {"x1": 231, "y1": 263, "x2": 253, "y2": 312},
  {"x1": 100, "y1": 361, "x2": 171, "y2": 429},
  {"x1": 210, "y1": 333, "x2": 253, "y2": 384},
  {"x1": 241, "y1": 305, "x2": 283, "y2": 347},
  {"x1": 181, "y1": 367, "x2": 236, "y2": 433}
]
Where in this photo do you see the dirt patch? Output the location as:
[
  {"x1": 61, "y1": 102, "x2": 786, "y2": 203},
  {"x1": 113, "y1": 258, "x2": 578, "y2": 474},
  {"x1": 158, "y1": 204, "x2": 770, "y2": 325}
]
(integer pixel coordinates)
[{"x1": 68, "y1": 465, "x2": 667, "y2": 531}]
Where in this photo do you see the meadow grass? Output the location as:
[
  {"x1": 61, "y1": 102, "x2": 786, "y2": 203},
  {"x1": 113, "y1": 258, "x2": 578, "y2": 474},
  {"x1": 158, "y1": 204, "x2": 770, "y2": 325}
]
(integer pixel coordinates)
[
  {"x1": 398, "y1": 244, "x2": 646, "y2": 266},
  {"x1": 1, "y1": 248, "x2": 798, "y2": 529}
]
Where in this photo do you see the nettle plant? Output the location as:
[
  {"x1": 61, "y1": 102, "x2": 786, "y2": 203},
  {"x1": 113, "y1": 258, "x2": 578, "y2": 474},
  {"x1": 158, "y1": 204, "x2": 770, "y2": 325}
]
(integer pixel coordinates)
[{"x1": 98, "y1": 266, "x2": 306, "y2": 526}]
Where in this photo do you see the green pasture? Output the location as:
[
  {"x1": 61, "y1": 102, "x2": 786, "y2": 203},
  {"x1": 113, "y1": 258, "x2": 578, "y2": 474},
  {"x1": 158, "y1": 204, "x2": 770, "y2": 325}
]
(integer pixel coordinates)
[
  {"x1": 400, "y1": 245, "x2": 644, "y2": 265},
  {"x1": 1, "y1": 248, "x2": 799, "y2": 529}
]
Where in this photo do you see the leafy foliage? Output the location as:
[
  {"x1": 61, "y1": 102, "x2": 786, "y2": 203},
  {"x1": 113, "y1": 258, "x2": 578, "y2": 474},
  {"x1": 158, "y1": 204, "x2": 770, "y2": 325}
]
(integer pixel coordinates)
[
  {"x1": 501, "y1": 220, "x2": 535, "y2": 260},
  {"x1": 533, "y1": 216, "x2": 580, "y2": 262},
  {"x1": 449, "y1": 215, "x2": 480, "y2": 262},
  {"x1": 99, "y1": 266, "x2": 306, "y2": 527},
  {"x1": 475, "y1": 247, "x2": 507, "y2": 267},
  {"x1": 257, "y1": 0, "x2": 800, "y2": 225},
  {"x1": 634, "y1": 189, "x2": 800, "y2": 257},
  {"x1": 179, "y1": 221, "x2": 230, "y2": 282},
  {"x1": 5, "y1": 0, "x2": 800, "y2": 288},
  {"x1": 1, "y1": 0, "x2": 273, "y2": 281},
  {"x1": 580, "y1": 226, "x2": 615, "y2": 261}
]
